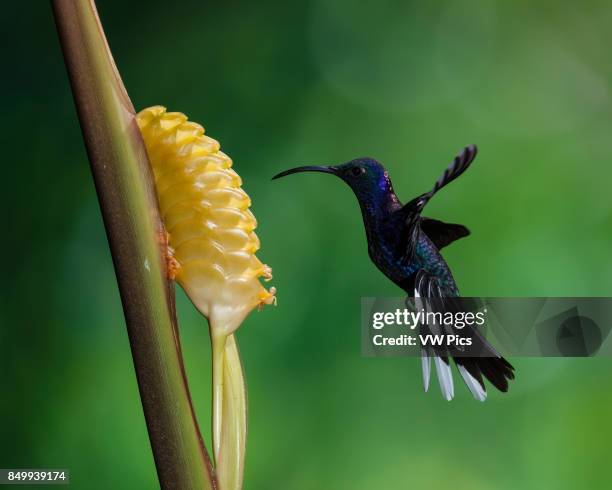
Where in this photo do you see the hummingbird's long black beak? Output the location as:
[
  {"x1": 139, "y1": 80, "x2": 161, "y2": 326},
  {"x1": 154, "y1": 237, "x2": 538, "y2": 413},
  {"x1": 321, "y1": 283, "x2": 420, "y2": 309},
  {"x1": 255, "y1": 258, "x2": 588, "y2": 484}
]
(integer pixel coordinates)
[{"x1": 272, "y1": 165, "x2": 337, "y2": 180}]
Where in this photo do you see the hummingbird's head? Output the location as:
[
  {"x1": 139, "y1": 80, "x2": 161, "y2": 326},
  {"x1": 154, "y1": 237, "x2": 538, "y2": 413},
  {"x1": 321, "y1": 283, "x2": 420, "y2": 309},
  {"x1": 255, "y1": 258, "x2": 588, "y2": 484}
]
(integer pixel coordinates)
[{"x1": 272, "y1": 157, "x2": 395, "y2": 203}]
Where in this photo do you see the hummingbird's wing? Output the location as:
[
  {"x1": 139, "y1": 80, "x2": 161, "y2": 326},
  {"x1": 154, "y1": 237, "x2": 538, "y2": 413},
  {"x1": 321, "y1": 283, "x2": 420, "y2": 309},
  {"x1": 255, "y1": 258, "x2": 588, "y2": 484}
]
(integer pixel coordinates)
[
  {"x1": 412, "y1": 269, "x2": 515, "y2": 401},
  {"x1": 411, "y1": 144, "x2": 478, "y2": 213},
  {"x1": 420, "y1": 218, "x2": 470, "y2": 250},
  {"x1": 401, "y1": 145, "x2": 478, "y2": 259}
]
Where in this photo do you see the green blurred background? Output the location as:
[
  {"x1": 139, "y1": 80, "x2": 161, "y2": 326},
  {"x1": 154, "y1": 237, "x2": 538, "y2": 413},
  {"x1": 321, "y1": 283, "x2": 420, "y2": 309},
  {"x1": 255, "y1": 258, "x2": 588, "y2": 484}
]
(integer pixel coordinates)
[{"x1": 3, "y1": 0, "x2": 612, "y2": 488}]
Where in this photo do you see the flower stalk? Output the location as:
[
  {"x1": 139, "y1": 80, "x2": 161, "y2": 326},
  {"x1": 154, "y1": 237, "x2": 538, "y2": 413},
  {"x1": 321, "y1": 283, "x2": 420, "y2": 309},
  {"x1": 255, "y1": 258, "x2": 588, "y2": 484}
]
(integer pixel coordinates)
[
  {"x1": 137, "y1": 106, "x2": 276, "y2": 490},
  {"x1": 51, "y1": 1, "x2": 215, "y2": 488},
  {"x1": 214, "y1": 333, "x2": 247, "y2": 490}
]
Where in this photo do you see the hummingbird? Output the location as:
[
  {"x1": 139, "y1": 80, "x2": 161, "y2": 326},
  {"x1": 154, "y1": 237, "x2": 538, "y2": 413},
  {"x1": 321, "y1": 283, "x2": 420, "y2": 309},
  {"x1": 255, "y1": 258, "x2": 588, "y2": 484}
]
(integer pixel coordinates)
[{"x1": 272, "y1": 145, "x2": 514, "y2": 401}]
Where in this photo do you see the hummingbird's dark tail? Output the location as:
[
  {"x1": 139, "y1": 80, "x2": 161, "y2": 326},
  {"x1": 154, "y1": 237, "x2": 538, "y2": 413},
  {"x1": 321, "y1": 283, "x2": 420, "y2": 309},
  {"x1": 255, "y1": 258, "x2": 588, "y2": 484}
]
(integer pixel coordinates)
[
  {"x1": 412, "y1": 285, "x2": 515, "y2": 401},
  {"x1": 422, "y1": 349, "x2": 515, "y2": 402},
  {"x1": 456, "y1": 355, "x2": 515, "y2": 396}
]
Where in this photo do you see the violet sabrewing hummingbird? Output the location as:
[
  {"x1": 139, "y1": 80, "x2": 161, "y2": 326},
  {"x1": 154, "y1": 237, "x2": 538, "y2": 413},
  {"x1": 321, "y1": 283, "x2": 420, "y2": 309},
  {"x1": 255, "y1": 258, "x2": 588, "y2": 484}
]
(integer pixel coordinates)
[{"x1": 272, "y1": 145, "x2": 514, "y2": 401}]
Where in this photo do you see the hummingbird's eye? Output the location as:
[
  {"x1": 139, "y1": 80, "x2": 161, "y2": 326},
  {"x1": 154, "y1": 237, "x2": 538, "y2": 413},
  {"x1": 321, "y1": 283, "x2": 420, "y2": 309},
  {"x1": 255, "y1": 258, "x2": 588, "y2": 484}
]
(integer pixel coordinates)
[{"x1": 350, "y1": 166, "x2": 365, "y2": 177}]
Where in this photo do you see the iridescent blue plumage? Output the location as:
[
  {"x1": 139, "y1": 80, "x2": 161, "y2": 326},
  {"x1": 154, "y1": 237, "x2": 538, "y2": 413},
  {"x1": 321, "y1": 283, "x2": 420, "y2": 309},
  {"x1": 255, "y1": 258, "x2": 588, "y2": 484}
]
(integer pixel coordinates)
[
  {"x1": 273, "y1": 145, "x2": 514, "y2": 399},
  {"x1": 327, "y1": 158, "x2": 458, "y2": 295}
]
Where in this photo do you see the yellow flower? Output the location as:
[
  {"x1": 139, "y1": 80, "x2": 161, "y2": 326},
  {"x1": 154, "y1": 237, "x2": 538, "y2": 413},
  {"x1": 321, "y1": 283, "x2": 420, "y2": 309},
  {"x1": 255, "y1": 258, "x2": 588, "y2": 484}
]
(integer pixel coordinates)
[{"x1": 137, "y1": 106, "x2": 275, "y2": 336}]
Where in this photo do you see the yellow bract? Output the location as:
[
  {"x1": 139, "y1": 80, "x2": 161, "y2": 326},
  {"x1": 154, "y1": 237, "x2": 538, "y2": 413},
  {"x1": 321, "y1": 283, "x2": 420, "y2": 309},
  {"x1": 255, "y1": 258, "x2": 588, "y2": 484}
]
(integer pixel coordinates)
[{"x1": 137, "y1": 106, "x2": 275, "y2": 335}]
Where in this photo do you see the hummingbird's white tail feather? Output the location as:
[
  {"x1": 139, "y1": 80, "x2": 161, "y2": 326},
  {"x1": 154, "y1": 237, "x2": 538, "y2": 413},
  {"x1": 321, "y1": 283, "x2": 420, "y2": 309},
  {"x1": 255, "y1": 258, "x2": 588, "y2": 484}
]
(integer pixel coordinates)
[
  {"x1": 421, "y1": 349, "x2": 431, "y2": 392},
  {"x1": 458, "y1": 364, "x2": 487, "y2": 402},
  {"x1": 433, "y1": 355, "x2": 454, "y2": 401}
]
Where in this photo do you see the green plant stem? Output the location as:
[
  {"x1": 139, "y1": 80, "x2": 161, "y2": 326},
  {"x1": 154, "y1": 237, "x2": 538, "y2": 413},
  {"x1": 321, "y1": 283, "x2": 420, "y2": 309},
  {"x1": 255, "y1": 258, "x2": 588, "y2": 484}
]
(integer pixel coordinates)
[{"x1": 51, "y1": 1, "x2": 215, "y2": 488}]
